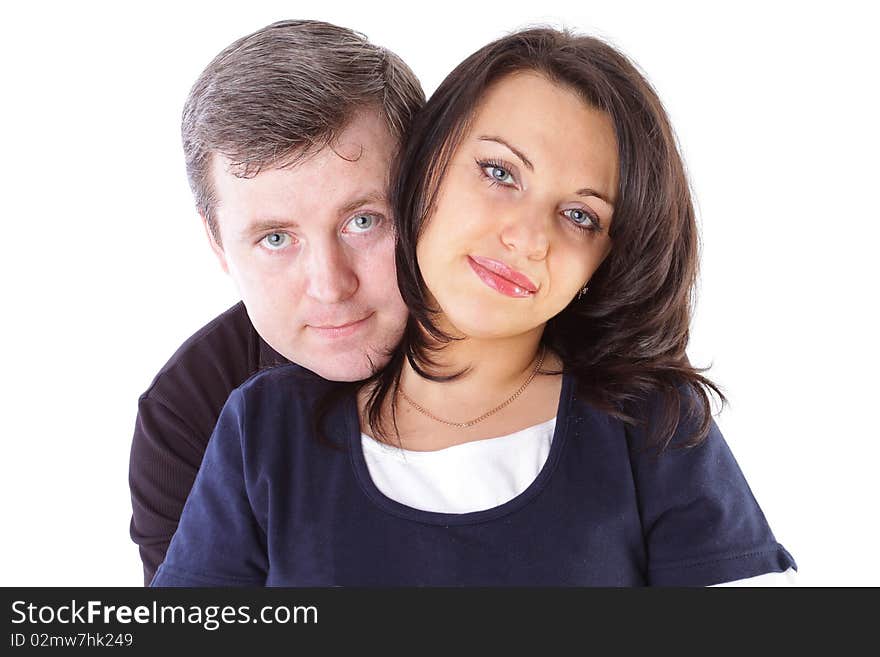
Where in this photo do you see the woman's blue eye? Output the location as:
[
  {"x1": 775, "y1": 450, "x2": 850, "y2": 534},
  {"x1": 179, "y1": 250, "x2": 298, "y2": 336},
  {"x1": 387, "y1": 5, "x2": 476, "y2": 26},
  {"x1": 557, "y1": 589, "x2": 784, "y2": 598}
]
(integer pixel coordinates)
[
  {"x1": 483, "y1": 165, "x2": 515, "y2": 185},
  {"x1": 347, "y1": 214, "x2": 376, "y2": 233},
  {"x1": 562, "y1": 208, "x2": 598, "y2": 230},
  {"x1": 562, "y1": 208, "x2": 595, "y2": 226},
  {"x1": 261, "y1": 232, "x2": 291, "y2": 249}
]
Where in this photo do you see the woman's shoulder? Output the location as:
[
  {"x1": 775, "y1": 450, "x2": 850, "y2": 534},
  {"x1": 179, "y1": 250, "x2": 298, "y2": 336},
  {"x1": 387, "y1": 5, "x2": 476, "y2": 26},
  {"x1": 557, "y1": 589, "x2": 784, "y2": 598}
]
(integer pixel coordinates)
[
  {"x1": 566, "y1": 376, "x2": 797, "y2": 584},
  {"x1": 231, "y1": 363, "x2": 352, "y2": 426},
  {"x1": 568, "y1": 376, "x2": 713, "y2": 445},
  {"x1": 214, "y1": 364, "x2": 357, "y2": 464},
  {"x1": 237, "y1": 362, "x2": 337, "y2": 396}
]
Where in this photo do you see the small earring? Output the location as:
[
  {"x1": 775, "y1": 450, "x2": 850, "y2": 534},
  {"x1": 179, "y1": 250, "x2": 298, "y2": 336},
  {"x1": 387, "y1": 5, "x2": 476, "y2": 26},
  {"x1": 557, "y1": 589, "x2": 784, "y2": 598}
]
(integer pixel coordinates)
[{"x1": 577, "y1": 283, "x2": 589, "y2": 300}]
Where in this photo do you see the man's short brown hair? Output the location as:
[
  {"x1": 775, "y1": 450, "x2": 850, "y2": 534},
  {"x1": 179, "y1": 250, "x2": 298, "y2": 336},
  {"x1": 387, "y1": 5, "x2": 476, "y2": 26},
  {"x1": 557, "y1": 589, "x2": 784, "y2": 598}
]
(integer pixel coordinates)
[{"x1": 182, "y1": 19, "x2": 425, "y2": 242}]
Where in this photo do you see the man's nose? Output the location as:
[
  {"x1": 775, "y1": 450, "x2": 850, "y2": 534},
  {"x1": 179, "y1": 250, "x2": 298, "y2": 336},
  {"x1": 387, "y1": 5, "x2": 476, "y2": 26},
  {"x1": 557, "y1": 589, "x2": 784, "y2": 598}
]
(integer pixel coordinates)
[
  {"x1": 499, "y1": 209, "x2": 551, "y2": 260},
  {"x1": 303, "y1": 241, "x2": 359, "y2": 304}
]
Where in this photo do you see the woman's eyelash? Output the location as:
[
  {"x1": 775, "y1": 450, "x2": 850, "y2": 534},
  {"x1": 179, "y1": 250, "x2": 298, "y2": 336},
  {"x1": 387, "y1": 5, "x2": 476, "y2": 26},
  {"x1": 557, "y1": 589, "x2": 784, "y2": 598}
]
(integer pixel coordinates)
[
  {"x1": 563, "y1": 208, "x2": 603, "y2": 234},
  {"x1": 475, "y1": 158, "x2": 517, "y2": 188},
  {"x1": 475, "y1": 157, "x2": 604, "y2": 234}
]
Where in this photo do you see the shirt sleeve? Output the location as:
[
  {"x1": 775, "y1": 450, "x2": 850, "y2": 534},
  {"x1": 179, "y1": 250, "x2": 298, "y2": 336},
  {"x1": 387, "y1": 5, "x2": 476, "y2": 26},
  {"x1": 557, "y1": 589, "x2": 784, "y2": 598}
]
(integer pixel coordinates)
[
  {"x1": 150, "y1": 388, "x2": 268, "y2": 587},
  {"x1": 709, "y1": 567, "x2": 799, "y2": 587},
  {"x1": 626, "y1": 389, "x2": 797, "y2": 586},
  {"x1": 128, "y1": 395, "x2": 205, "y2": 586}
]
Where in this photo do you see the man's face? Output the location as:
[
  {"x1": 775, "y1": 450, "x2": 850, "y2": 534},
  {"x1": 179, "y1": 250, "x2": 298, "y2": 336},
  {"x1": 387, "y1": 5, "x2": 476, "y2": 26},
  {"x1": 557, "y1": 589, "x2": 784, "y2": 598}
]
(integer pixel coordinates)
[{"x1": 205, "y1": 110, "x2": 407, "y2": 381}]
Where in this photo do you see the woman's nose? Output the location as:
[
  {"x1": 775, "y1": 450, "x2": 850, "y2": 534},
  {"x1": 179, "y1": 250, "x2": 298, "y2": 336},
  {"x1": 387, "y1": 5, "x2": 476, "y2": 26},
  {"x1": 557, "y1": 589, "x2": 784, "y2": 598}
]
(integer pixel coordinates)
[{"x1": 499, "y1": 211, "x2": 551, "y2": 260}]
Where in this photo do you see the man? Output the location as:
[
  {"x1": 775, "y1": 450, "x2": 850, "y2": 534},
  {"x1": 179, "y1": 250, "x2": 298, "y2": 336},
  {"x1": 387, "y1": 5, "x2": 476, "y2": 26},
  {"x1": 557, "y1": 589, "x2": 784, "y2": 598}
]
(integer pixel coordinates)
[{"x1": 129, "y1": 20, "x2": 424, "y2": 585}]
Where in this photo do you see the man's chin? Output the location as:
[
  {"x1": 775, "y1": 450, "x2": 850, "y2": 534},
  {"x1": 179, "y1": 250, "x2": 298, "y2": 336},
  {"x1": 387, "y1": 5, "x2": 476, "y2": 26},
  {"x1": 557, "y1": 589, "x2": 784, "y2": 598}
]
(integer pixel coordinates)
[
  {"x1": 273, "y1": 316, "x2": 403, "y2": 381},
  {"x1": 295, "y1": 348, "x2": 392, "y2": 382}
]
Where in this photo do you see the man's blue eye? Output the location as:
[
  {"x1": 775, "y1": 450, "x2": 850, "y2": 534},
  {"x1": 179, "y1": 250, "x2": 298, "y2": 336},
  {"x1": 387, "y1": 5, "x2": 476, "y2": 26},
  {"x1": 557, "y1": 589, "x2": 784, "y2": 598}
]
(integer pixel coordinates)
[
  {"x1": 261, "y1": 232, "x2": 290, "y2": 249},
  {"x1": 348, "y1": 214, "x2": 376, "y2": 232}
]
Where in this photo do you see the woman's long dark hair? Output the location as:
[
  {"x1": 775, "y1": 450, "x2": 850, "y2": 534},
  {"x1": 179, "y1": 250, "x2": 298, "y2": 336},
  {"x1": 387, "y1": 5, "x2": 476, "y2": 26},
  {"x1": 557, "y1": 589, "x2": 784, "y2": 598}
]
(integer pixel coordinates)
[{"x1": 318, "y1": 27, "x2": 726, "y2": 453}]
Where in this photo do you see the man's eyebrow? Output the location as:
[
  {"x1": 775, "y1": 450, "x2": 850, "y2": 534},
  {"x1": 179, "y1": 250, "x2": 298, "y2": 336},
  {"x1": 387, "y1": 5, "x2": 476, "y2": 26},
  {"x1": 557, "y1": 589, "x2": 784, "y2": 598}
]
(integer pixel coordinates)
[
  {"x1": 243, "y1": 219, "x2": 299, "y2": 238},
  {"x1": 242, "y1": 192, "x2": 388, "y2": 238},
  {"x1": 477, "y1": 136, "x2": 534, "y2": 171},
  {"x1": 339, "y1": 192, "x2": 387, "y2": 216},
  {"x1": 576, "y1": 187, "x2": 615, "y2": 208}
]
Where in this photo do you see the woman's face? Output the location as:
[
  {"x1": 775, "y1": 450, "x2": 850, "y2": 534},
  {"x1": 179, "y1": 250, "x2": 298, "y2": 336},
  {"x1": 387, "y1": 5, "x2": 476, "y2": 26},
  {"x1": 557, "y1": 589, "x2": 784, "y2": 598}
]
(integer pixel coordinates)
[{"x1": 416, "y1": 71, "x2": 619, "y2": 341}]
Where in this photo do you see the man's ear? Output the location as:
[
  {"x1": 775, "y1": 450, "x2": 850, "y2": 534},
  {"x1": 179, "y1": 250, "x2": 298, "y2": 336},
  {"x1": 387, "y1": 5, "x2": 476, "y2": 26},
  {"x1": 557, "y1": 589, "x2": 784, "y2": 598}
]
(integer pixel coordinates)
[{"x1": 200, "y1": 212, "x2": 229, "y2": 274}]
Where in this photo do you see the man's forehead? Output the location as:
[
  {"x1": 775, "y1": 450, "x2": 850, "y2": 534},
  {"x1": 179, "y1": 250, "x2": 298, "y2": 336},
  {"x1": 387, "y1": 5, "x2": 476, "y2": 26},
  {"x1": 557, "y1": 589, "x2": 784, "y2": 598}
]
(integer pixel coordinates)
[
  {"x1": 212, "y1": 169, "x2": 390, "y2": 239},
  {"x1": 211, "y1": 109, "x2": 395, "y2": 177},
  {"x1": 209, "y1": 148, "x2": 317, "y2": 180},
  {"x1": 225, "y1": 183, "x2": 388, "y2": 219}
]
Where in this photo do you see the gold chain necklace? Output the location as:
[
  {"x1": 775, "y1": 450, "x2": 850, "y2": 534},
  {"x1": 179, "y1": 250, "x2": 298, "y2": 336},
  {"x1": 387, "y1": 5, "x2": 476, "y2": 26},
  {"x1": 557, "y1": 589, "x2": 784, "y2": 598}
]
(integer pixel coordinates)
[{"x1": 398, "y1": 348, "x2": 546, "y2": 428}]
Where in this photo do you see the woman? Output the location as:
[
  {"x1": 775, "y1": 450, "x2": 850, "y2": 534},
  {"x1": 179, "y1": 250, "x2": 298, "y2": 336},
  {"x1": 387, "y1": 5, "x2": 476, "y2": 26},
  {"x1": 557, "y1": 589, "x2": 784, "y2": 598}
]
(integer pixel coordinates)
[{"x1": 151, "y1": 27, "x2": 796, "y2": 586}]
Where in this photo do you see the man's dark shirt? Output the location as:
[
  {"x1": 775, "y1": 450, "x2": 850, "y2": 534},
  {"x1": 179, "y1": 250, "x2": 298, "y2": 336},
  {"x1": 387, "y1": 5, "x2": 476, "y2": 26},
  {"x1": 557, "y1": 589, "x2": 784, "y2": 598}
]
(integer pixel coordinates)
[{"x1": 128, "y1": 302, "x2": 288, "y2": 585}]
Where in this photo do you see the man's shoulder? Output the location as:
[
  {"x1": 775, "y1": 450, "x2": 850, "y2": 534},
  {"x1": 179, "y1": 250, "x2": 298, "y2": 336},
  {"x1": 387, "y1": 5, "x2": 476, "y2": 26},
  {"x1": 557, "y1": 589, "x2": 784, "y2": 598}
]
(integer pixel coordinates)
[{"x1": 140, "y1": 302, "x2": 263, "y2": 410}]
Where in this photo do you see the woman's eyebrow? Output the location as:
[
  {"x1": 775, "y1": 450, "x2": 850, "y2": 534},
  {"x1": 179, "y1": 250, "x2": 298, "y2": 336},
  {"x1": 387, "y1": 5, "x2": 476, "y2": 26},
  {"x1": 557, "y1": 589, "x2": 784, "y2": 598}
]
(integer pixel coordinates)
[
  {"x1": 577, "y1": 187, "x2": 614, "y2": 207},
  {"x1": 477, "y1": 135, "x2": 534, "y2": 171},
  {"x1": 479, "y1": 134, "x2": 614, "y2": 207}
]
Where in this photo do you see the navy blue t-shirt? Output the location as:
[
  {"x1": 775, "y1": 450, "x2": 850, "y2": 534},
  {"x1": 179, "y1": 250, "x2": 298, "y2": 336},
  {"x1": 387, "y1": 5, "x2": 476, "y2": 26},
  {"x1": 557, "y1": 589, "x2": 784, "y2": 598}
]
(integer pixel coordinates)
[{"x1": 151, "y1": 365, "x2": 796, "y2": 586}]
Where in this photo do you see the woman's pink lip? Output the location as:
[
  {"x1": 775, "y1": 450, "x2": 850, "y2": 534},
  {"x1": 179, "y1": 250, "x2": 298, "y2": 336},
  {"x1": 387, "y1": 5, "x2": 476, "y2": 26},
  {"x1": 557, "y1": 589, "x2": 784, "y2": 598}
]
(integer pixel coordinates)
[
  {"x1": 468, "y1": 255, "x2": 537, "y2": 292},
  {"x1": 467, "y1": 257, "x2": 536, "y2": 298}
]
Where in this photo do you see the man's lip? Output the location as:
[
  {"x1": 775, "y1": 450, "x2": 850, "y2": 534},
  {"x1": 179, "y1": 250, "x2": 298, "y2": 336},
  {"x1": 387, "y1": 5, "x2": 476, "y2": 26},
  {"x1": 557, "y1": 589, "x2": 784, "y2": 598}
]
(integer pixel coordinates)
[
  {"x1": 308, "y1": 314, "x2": 372, "y2": 330},
  {"x1": 468, "y1": 255, "x2": 538, "y2": 292},
  {"x1": 306, "y1": 313, "x2": 373, "y2": 338}
]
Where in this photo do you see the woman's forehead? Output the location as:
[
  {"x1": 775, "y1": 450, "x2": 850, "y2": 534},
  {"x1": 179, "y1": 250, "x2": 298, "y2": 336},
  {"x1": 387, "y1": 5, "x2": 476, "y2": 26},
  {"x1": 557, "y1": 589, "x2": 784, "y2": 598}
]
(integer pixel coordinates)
[{"x1": 463, "y1": 71, "x2": 619, "y2": 202}]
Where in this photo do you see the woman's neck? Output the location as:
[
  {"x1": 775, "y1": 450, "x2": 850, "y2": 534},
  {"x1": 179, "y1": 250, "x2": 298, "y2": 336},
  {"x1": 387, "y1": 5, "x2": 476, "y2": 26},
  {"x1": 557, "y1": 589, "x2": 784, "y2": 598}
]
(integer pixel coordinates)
[
  {"x1": 397, "y1": 328, "x2": 550, "y2": 424},
  {"x1": 357, "y1": 322, "x2": 564, "y2": 451}
]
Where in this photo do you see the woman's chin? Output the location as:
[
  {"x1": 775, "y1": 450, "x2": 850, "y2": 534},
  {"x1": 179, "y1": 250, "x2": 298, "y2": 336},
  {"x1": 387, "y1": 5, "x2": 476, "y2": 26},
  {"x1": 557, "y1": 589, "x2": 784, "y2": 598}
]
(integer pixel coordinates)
[{"x1": 440, "y1": 309, "x2": 544, "y2": 342}]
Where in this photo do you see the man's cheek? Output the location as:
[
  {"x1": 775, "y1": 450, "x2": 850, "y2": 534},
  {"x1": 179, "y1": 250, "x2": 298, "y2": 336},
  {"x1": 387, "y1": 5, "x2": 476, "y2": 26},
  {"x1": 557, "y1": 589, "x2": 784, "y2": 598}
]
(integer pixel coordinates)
[
  {"x1": 235, "y1": 258, "x2": 283, "y2": 294},
  {"x1": 362, "y1": 229, "x2": 396, "y2": 256},
  {"x1": 370, "y1": 236, "x2": 398, "y2": 271}
]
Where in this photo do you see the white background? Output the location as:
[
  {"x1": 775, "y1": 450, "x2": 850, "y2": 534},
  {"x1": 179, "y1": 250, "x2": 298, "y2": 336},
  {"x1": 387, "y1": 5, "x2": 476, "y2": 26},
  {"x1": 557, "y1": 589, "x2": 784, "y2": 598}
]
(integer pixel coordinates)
[{"x1": 0, "y1": 0, "x2": 876, "y2": 586}]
